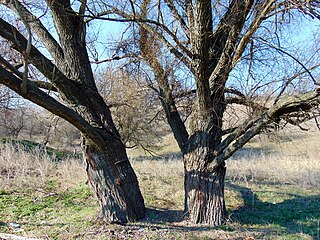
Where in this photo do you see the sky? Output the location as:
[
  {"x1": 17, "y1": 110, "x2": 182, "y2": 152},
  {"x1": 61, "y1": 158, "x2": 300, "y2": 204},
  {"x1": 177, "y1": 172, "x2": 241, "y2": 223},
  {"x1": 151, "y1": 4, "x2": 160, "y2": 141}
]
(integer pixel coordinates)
[{"x1": 1, "y1": 1, "x2": 320, "y2": 107}]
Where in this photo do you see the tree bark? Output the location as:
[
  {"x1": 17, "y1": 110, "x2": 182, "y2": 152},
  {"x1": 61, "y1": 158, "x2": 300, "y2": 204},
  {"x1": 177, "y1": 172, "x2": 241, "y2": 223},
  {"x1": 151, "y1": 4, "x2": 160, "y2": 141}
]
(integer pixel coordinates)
[
  {"x1": 183, "y1": 132, "x2": 227, "y2": 225},
  {"x1": 184, "y1": 162, "x2": 227, "y2": 225},
  {"x1": 83, "y1": 138, "x2": 145, "y2": 223},
  {"x1": 59, "y1": 78, "x2": 146, "y2": 223}
]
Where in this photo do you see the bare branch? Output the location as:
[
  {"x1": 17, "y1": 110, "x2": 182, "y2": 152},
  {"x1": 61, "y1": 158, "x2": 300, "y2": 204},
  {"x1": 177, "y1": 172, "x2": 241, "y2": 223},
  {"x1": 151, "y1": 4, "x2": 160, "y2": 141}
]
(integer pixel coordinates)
[
  {"x1": 32, "y1": 80, "x2": 57, "y2": 92},
  {"x1": 225, "y1": 96, "x2": 267, "y2": 112},
  {"x1": 164, "y1": 0, "x2": 190, "y2": 37},
  {"x1": 84, "y1": 7, "x2": 193, "y2": 62},
  {"x1": 173, "y1": 88, "x2": 196, "y2": 99},
  {"x1": 0, "y1": 65, "x2": 105, "y2": 149},
  {"x1": 257, "y1": 37, "x2": 319, "y2": 87},
  {"x1": 86, "y1": 12, "x2": 192, "y2": 56},
  {"x1": 210, "y1": 89, "x2": 320, "y2": 168},
  {"x1": 275, "y1": 63, "x2": 320, "y2": 103},
  {"x1": 129, "y1": 0, "x2": 136, "y2": 18},
  {"x1": 0, "y1": 18, "x2": 69, "y2": 88},
  {"x1": 13, "y1": 0, "x2": 32, "y2": 94},
  {"x1": 79, "y1": 0, "x2": 87, "y2": 16},
  {"x1": 232, "y1": 0, "x2": 276, "y2": 66},
  {"x1": 92, "y1": 53, "x2": 141, "y2": 64},
  {"x1": 224, "y1": 88, "x2": 246, "y2": 99},
  {"x1": 209, "y1": 0, "x2": 255, "y2": 92},
  {"x1": 137, "y1": 1, "x2": 190, "y2": 153},
  {"x1": 0, "y1": 55, "x2": 23, "y2": 79},
  {"x1": 0, "y1": 0, "x2": 64, "y2": 64}
]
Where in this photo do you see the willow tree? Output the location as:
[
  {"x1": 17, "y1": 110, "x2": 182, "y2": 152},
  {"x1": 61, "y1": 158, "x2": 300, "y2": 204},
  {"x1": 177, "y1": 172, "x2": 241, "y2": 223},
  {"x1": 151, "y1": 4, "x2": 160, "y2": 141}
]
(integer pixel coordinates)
[
  {"x1": 0, "y1": 1, "x2": 145, "y2": 223},
  {"x1": 90, "y1": 0, "x2": 320, "y2": 225}
]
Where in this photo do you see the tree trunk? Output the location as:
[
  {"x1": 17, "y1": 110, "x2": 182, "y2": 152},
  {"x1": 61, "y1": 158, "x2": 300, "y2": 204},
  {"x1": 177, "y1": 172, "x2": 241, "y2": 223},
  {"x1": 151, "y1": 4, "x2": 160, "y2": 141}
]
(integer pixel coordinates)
[
  {"x1": 184, "y1": 154, "x2": 227, "y2": 225},
  {"x1": 183, "y1": 132, "x2": 227, "y2": 225},
  {"x1": 83, "y1": 137, "x2": 145, "y2": 223}
]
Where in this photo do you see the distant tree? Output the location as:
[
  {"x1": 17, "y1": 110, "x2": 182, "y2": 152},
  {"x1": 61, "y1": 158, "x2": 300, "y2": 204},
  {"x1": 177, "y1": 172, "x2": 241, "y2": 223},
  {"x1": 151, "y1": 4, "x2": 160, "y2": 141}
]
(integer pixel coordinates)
[
  {"x1": 0, "y1": 86, "x2": 11, "y2": 108},
  {"x1": 0, "y1": 1, "x2": 145, "y2": 223},
  {"x1": 0, "y1": 107, "x2": 27, "y2": 138},
  {"x1": 90, "y1": 0, "x2": 320, "y2": 225},
  {"x1": 99, "y1": 68, "x2": 169, "y2": 150}
]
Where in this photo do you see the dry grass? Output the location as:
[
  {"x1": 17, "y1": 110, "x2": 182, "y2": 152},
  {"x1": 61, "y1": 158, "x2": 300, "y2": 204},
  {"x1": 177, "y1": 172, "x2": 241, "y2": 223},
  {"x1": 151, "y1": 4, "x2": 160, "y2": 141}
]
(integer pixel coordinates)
[
  {"x1": 0, "y1": 127, "x2": 319, "y2": 239},
  {"x1": 0, "y1": 143, "x2": 86, "y2": 191},
  {"x1": 132, "y1": 159, "x2": 185, "y2": 210},
  {"x1": 227, "y1": 129, "x2": 320, "y2": 188}
]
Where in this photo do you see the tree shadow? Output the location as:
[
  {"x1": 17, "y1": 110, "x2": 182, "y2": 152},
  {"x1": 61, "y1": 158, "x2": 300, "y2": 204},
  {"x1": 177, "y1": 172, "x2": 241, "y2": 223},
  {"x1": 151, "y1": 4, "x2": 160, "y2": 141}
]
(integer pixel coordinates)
[
  {"x1": 127, "y1": 207, "x2": 227, "y2": 233},
  {"x1": 227, "y1": 183, "x2": 320, "y2": 238},
  {"x1": 143, "y1": 207, "x2": 184, "y2": 223}
]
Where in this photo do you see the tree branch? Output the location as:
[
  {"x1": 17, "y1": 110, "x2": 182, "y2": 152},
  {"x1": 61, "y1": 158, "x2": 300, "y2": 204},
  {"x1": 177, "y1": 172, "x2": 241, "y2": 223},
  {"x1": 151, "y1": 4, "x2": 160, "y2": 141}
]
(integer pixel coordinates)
[
  {"x1": 137, "y1": 1, "x2": 189, "y2": 153},
  {"x1": 0, "y1": 18, "x2": 70, "y2": 89},
  {"x1": 0, "y1": 55, "x2": 23, "y2": 79},
  {"x1": 225, "y1": 96, "x2": 267, "y2": 112},
  {"x1": 209, "y1": 89, "x2": 320, "y2": 168},
  {"x1": 91, "y1": 53, "x2": 141, "y2": 64},
  {"x1": 86, "y1": 12, "x2": 192, "y2": 58},
  {"x1": 232, "y1": 0, "x2": 276, "y2": 66},
  {"x1": 209, "y1": 0, "x2": 255, "y2": 89},
  {"x1": 274, "y1": 63, "x2": 320, "y2": 104},
  {"x1": 164, "y1": 0, "x2": 190, "y2": 38},
  {"x1": 257, "y1": 37, "x2": 319, "y2": 86},
  {"x1": 84, "y1": 7, "x2": 193, "y2": 71},
  {"x1": 0, "y1": 65, "x2": 105, "y2": 149},
  {"x1": 0, "y1": 0, "x2": 64, "y2": 65},
  {"x1": 31, "y1": 81, "x2": 58, "y2": 92},
  {"x1": 13, "y1": 0, "x2": 32, "y2": 94}
]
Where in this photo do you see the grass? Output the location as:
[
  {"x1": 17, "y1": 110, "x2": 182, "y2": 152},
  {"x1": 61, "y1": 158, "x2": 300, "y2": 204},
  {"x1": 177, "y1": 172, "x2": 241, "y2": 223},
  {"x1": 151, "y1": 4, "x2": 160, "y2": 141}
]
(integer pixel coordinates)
[
  {"x1": 227, "y1": 183, "x2": 320, "y2": 239},
  {"x1": 0, "y1": 127, "x2": 319, "y2": 239},
  {"x1": 0, "y1": 137, "x2": 77, "y2": 161}
]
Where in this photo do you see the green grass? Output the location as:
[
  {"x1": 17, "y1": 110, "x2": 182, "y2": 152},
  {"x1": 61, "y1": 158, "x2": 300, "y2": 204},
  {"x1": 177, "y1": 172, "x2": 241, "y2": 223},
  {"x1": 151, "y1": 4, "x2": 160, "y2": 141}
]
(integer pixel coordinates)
[
  {"x1": 227, "y1": 182, "x2": 320, "y2": 239},
  {"x1": 0, "y1": 137, "x2": 76, "y2": 161},
  {"x1": 0, "y1": 180, "x2": 97, "y2": 239},
  {"x1": 1, "y1": 173, "x2": 319, "y2": 239},
  {"x1": 1, "y1": 129, "x2": 319, "y2": 239}
]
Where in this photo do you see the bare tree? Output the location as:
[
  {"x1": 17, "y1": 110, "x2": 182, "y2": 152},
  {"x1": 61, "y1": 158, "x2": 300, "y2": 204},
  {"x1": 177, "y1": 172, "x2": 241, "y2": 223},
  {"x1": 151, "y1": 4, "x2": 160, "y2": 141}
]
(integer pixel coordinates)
[
  {"x1": 0, "y1": 106, "x2": 27, "y2": 138},
  {"x1": 89, "y1": 0, "x2": 320, "y2": 225},
  {"x1": 0, "y1": 86, "x2": 11, "y2": 108},
  {"x1": 98, "y1": 67, "x2": 169, "y2": 150},
  {"x1": 0, "y1": 1, "x2": 145, "y2": 223}
]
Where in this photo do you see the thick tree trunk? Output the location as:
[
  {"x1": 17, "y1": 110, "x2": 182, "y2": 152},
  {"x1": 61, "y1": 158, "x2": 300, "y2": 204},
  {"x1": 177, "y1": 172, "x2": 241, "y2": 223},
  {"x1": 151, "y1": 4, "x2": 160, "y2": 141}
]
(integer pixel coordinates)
[
  {"x1": 83, "y1": 137, "x2": 145, "y2": 223},
  {"x1": 183, "y1": 130, "x2": 227, "y2": 225},
  {"x1": 184, "y1": 151, "x2": 227, "y2": 225}
]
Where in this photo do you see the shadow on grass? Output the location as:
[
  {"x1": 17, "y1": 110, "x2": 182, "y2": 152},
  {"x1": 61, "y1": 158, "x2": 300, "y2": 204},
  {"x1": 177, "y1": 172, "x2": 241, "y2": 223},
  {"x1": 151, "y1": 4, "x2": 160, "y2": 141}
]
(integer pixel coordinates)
[
  {"x1": 128, "y1": 207, "x2": 235, "y2": 234},
  {"x1": 136, "y1": 183, "x2": 320, "y2": 236},
  {"x1": 144, "y1": 207, "x2": 184, "y2": 223},
  {"x1": 227, "y1": 183, "x2": 320, "y2": 238}
]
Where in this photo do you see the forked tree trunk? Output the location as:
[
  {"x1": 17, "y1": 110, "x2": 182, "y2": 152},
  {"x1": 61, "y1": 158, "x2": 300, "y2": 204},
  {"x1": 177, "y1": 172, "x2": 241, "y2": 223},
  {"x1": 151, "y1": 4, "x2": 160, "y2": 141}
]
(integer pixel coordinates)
[
  {"x1": 184, "y1": 151, "x2": 227, "y2": 225},
  {"x1": 83, "y1": 137, "x2": 145, "y2": 223}
]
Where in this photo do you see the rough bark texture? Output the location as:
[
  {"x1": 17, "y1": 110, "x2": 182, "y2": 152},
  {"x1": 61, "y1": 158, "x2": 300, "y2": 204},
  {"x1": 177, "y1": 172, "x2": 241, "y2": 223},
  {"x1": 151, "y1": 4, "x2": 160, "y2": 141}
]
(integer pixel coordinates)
[
  {"x1": 84, "y1": 139, "x2": 145, "y2": 223},
  {"x1": 183, "y1": 131, "x2": 227, "y2": 224},
  {"x1": 134, "y1": 0, "x2": 256, "y2": 225},
  {"x1": 130, "y1": 0, "x2": 320, "y2": 226},
  {"x1": 184, "y1": 161, "x2": 226, "y2": 225}
]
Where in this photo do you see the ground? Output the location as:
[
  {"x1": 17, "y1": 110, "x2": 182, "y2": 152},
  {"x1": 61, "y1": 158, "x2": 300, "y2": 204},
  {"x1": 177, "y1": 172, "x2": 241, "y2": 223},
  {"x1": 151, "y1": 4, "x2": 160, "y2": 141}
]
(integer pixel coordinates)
[{"x1": 0, "y1": 126, "x2": 319, "y2": 239}]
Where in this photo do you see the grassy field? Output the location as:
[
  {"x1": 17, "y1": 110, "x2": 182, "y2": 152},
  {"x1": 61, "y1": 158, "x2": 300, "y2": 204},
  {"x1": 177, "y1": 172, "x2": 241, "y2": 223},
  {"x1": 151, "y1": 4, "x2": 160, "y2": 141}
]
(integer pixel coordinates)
[{"x1": 0, "y1": 127, "x2": 319, "y2": 239}]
